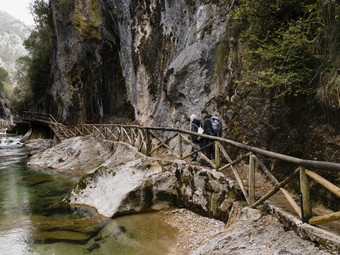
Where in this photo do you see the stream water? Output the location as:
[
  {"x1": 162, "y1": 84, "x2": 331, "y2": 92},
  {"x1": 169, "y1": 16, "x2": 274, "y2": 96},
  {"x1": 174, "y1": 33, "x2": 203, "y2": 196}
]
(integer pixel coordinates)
[{"x1": 0, "y1": 134, "x2": 177, "y2": 255}]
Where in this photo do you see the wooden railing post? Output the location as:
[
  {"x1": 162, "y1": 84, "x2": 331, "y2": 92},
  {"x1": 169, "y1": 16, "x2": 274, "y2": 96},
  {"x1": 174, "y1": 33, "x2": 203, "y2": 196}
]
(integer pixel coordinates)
[
  {"x1": 120, "y1": 126, "x2": 124, "y2": 141},
  {"x1": 249, "y1": 153, "x2": 255, "y2": 206},
  {"x1": 178, "y1": 133, "x2": 182, "y2": 158},
  {"x1": 215, "y1": 142, "x2": 220, "y2": 169},
  {"x1": 300, "y1": 167, "x2": 312, "y2": 223}
]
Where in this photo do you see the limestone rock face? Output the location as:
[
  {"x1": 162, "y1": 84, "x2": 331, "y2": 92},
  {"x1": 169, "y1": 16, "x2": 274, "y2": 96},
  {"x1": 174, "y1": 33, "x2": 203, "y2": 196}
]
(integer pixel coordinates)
[
  {"x1": 64, "y1": 143, "x2": 239, "y2": 220},
  {"x1": 48, "y1": 1, "x2": 229, "y2": 126}
]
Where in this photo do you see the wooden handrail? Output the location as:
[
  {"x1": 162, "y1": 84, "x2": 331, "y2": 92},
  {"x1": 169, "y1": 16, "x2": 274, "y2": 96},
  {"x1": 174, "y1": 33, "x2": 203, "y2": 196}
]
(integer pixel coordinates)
[
  {"x1": 78, "y1": 124, "x2": 340, "y2": 172},
  {"x1": 19, "y1": 114, "x2": 340, "y2": 226}
]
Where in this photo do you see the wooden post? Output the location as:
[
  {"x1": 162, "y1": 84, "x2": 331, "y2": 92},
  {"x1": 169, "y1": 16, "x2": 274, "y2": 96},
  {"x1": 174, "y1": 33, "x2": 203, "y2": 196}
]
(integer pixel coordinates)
[
  {"x1": 178, "y1": 133, "x2": 182, "y2": 158},
  {"x1": 249, "y1": 153, "x2": 255, "y2": 206},
  {"x1": 300, "y1": 167, "x2": 312, "y2": 223},
  {"x1": 215, "y1": 141, "x2": 220, "y2": 169},
  {"x1": 120, "y1": 126, "x2": 124, "y2": 141}
]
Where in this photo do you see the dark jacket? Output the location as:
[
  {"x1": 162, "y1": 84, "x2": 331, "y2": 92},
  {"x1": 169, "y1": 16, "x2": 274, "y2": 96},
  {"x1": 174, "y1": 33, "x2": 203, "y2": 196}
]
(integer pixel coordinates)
[
  {"x1": 191, "y1": 119, "x2": 202, "y2": 143},
  {"x1": 203, "y1": 114, "x2": 213, "y2": 136}
]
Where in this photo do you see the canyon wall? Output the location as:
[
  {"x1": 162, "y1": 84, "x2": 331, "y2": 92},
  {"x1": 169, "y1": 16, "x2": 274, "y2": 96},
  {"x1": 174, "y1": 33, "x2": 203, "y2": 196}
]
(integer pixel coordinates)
[{"x1": 48, "y1": 0, "x2": 229, "y2": 127}]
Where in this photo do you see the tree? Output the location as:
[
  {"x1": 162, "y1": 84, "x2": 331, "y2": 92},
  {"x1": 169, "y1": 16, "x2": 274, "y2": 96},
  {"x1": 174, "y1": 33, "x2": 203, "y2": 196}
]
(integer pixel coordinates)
[
  {"x1": 0, "y1": 66, "x2": 9, "y2": 92},
  {"x1": 24, "y1": 0, "x2": 53, "y2": 103}
]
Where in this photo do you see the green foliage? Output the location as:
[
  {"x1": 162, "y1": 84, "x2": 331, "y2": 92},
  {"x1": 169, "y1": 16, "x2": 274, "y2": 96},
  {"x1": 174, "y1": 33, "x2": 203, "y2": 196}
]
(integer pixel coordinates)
[
  {"x1": 9, "y1": 57, "x2": 33, "y2": 113},
  {"x1": 225, "y1": 0, "x2": 339, "y2": 106},
  {"x1": 0, "y1": 67, "x2": 9, "y2": 92},
  {"x1": 24, "y1": 0, "x2": 53, "y2": 103}
]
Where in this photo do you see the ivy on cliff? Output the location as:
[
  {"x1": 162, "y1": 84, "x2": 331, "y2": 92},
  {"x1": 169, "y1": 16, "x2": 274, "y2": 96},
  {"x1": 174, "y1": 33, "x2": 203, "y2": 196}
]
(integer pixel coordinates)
[{"x1": 224, "y1": 0, "x2": 339, "y2": 107}]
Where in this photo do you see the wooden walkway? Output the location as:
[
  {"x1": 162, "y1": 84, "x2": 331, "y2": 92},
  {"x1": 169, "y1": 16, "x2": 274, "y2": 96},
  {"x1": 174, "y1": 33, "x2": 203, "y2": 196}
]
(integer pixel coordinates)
[{"x1": 16, "y1": 112, "x2": 340, "y2": 226}]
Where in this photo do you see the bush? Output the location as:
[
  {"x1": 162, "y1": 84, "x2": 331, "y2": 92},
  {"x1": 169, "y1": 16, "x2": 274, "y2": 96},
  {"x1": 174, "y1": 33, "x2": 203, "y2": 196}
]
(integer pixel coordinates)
[{"x1": 225, "y1": 0, "x2": 339, "y2": 106}]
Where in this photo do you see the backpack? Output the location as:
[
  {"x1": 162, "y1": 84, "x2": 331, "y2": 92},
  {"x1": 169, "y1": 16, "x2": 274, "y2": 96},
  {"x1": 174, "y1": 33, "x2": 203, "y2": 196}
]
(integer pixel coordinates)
[
  {"x1": 192, "y1": 123, "x2": 204, "y2": 134},
  {"x1": 210, "y1": 116, "x2": 222, "y2": 137}
]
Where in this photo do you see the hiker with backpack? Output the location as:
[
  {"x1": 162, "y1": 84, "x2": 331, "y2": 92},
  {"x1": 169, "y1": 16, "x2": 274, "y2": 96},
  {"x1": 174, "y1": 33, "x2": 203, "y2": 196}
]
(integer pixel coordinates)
[
  {"x1": 201, "y1": 109, "x2": 223, "y2": 161},
  {"x1": 190, "y1": 114, "x2": 204, "y2": 163},
  {"x1": 201, "y1": 109, "x2": 215, "y2": 160}
]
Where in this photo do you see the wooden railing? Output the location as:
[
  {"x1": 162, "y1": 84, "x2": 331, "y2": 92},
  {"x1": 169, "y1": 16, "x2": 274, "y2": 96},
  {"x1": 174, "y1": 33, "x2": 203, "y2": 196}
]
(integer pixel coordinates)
[{"x1": 20, "y1": 113, "x2": 340, "y2": 226}]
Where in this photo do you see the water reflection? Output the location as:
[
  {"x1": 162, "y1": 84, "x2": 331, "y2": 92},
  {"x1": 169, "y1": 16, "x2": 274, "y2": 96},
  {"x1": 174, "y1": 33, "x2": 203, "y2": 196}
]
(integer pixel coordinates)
[
  {"x1": 0, "y1": 135, "x2": 32, "y2": 254},
  {"x1": 0, "y1": 134, "x2": 178, "y2": 254}
]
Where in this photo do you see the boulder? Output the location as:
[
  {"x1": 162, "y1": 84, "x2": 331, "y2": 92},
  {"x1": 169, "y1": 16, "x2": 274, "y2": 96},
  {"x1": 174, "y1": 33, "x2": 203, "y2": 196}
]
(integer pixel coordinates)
[
  {"x1": 27, "y1": 136, "x2": 112, "y2": 176},
  {"x1": 191, "y1": 202, "x2": 331, "y2": 255},
  {"x1": 25, "y1": 138, "x2": 54, "y2": 156},
  {"x1": 64, "y1": 142, "x2": 239, "y2": 220}
]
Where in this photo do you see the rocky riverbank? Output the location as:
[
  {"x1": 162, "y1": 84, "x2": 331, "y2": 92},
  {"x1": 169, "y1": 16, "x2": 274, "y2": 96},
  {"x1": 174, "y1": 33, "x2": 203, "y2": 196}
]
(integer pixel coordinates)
[{"x1": 26, "y1": 136, "x2": 339, "y2": 254}]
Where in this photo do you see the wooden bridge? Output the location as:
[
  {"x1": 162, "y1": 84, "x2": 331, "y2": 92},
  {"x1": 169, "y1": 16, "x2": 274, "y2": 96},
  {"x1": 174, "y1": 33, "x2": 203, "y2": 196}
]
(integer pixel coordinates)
[{"x1": 15, "y1": 112, "x2": 340, "y2": 226}]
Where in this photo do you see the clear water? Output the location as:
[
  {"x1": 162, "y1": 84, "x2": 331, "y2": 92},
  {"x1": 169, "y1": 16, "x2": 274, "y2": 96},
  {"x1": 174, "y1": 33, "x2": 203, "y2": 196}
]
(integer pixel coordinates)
[{"x1": 0, "y1": 134, "x2": 177, "y2": 255}]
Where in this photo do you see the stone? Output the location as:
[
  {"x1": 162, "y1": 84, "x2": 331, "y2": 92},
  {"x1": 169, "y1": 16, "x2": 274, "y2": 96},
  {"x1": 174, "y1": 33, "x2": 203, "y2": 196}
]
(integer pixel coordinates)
[
  {"x1": 64, "y1": 142, "x2": 238, "y2": 220},
  {"x1": 25, "y1": 138, "x2": 54, "y2": 156},
  {"x1": 191, "y1": 206, "x2": 331, "y2": 255},
  {"x1": 27, "y1": 136, "x2": 112, "y2": 176}
]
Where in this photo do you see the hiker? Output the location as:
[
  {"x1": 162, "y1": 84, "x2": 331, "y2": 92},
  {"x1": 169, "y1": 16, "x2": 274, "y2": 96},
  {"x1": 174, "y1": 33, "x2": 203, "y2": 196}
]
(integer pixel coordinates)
[
  {"x1": 201, "y1": 109, "x2": 214, "y2": 160},
  {"x1": 190, "y1": 114, "x2": 204, "y2": 162}
]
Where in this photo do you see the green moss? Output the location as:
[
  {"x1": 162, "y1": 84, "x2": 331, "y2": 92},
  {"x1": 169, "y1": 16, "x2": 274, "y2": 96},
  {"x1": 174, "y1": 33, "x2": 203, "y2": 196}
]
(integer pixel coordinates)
[{"x1": 72, "y1": 0, "x2": 101, "y2": 40}]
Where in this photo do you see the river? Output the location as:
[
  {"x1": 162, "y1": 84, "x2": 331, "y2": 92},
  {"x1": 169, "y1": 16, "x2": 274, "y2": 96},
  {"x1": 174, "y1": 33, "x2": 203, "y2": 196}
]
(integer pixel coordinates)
[{"x1": 0, "y1": 134, "x2": 177, "y2": 255}]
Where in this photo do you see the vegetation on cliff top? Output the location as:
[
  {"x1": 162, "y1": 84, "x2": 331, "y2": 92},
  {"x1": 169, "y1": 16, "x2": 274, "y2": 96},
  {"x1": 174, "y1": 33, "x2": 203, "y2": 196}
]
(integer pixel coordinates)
[{"x1": 220, "y1": 0, "x2": 339, "y2": 108}]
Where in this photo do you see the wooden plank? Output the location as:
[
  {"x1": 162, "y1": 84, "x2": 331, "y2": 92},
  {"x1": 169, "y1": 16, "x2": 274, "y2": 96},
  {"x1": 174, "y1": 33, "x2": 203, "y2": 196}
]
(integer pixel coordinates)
[
  {"x1": 149, "y1": 130, "x2": 179, "y2": 158},
  {"x1": 131, "y1": 127, "x2": 137, "y2": 145},
  {"x1": 75, "y1": 126, "x2": 83, "y2": 136},
  {"x1": 181, "y1": 142, "x2": 215, "y2": 160},
  {"x1": 215, "y1": 142, "x2": 220, "y2": 169},
  {"x1": 122, "y1": 127, "x2": 132, "y2": 144},
  {"x1": 305, "y1": 169, "x2": 340, "y2": 198},
  {"x1": 93, "y1": 126, "x2": 106, "y2": 139},
  {"x1": 105, "y1": 127, "x2": 118, "y2": 140},
  {"x1": 58, "y1": 126, "x2": 70, "y2": 138},
  {"x1": 300, "y1": 167, "x2": 312, "y2": 223},
  {"x1": 309, "y1": 211, "x2": 340, "y2": 225},
  {"x1": 280, "y1": 187, "x2": 302, "y2": 218},
  {"x1": 217, "y1": 142, "x2": 249, "y2": 204},
  {"x1": 137, "y1": 128, "x2": 145, "y2": 152},
  {"x1": 180, "y1": 134, "x2": 216, "y2": 168},
  {"x1": 149, "y1": 132, "x2": 178, "y2": 155},
  {"x1": 83, "y1": 126, "x2": 92, "y2": 136},
  {"x1": 252, "y1": 154, "x2": 302, "y2": 218},
  {"x1": 251, "y1": 167, "x2": 300, "y2": 208},
  {"x1": 198, "y1": 151, "x2": 216, "y2": 169},
  {"x1": 217, "y1": 153, "x2": 250, "y2": 172},
  {"x1": 249, "y1": 153, "x2": 255, "y2": 206}
]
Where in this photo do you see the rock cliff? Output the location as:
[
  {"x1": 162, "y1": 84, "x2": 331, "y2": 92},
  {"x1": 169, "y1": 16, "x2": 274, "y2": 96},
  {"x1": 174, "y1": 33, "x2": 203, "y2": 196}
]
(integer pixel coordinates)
[
  {"x1": 47, "y1": 0, "x2": 339, "y2": 166},
  {"x1": 48, "y1": 0, "x2": 228, "y2": 126}
]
